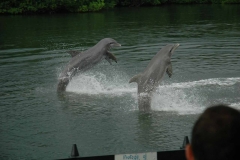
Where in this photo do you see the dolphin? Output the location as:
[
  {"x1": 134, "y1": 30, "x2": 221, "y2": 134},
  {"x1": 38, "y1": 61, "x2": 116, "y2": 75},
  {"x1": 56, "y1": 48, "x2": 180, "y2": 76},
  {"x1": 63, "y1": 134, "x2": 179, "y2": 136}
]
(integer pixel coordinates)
[
  {"x1": 57, "y1": 38, "x2": 121, "y2": 92},
  {"x1": 129, "y1": 44, "x2": 179, "y2": 111}
]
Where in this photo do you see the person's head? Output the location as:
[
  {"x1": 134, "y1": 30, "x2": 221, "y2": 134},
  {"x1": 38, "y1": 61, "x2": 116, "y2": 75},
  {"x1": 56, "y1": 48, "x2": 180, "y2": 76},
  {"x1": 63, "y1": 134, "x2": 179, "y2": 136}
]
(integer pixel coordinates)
[{"x1": 185, "y1": 104, "x2": 240, "y2": 160}]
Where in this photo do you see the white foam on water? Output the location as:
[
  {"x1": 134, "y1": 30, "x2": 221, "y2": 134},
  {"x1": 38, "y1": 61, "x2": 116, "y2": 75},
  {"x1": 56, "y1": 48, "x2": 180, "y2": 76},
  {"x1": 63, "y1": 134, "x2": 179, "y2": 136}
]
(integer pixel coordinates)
[
  {"x1": 66, "y1": 71, "x2": 136, "y2": 96},
  {"x1": 65, "y1": 73, "x2": 239, "y2": 114},
  {"x1": 164, "y1": 77, "x2": 240, "y2": 89},
  {"x1": 229, "y1": 103, "x2": 240, "y2": 110},
  {"x1": 151, "y1": 87, "x2": 204, "y2": 115},
  {"x1": 151, "y1": 77, "x2": 240, "y2": 114}
]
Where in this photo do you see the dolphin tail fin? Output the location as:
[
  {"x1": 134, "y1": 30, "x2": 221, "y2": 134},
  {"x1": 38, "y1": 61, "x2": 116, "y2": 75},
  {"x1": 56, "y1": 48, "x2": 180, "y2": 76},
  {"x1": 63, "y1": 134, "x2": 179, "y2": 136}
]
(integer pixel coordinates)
[
  {"x1": 166, "y1": 62, "x2": 173, "y2": 78},
  {"x1": 129, "y1": 73, "x2": 142, "y2": 84}
]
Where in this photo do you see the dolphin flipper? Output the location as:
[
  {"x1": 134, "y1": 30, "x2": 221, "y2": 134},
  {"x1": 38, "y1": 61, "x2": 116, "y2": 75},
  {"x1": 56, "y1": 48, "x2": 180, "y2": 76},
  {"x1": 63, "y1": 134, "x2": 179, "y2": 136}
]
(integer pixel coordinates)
[
  {"x1": 106, "y1": 51, "x2": 117, "y2": 64},
  {"x1": 67, "y1": 51, "x2": 82, "y2": 57},
  {"x1": 166, "y1": 63, "x2": 173, "y2": 78},
  {"x1": 105, "y1": 56, "x2": 112, "y2": 65},
  {"x1": 129, "y1": 73, "x2": 142, "y2": 84}
]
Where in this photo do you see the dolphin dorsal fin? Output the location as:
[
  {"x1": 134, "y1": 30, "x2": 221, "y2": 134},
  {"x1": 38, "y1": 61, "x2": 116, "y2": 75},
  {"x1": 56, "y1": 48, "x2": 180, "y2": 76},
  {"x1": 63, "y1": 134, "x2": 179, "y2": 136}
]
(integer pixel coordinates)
[
  {"x1": 67, "y1": 50, "x2": 82, "y2": 57},
  {"x1": 129, "y1": 73, "x2": 142, "y2": 84}
]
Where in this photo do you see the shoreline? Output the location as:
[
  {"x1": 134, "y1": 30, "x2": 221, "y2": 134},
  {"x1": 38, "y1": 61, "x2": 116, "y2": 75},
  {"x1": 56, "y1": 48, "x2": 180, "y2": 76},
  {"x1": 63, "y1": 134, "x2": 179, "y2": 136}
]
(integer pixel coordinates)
[{"x1": 0, "y1": 1, "x2": 239, "y2": 15}]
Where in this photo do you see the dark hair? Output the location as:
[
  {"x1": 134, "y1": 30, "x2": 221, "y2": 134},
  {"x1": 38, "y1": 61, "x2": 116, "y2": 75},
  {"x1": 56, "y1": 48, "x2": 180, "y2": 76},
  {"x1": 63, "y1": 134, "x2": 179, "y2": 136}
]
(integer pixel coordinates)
[{"x1": 191, "y1": 104, "x2": 240, "y2": 160}]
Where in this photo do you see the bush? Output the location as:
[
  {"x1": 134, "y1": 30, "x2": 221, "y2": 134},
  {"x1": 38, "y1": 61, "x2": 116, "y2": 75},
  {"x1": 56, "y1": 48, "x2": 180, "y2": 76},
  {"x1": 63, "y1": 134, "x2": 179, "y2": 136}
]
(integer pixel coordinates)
[
  {"x1": 104, "y1": 0, "x2": 117, "y2": 8},
  {"x1": 89, "y1": 0, "x2": 105, "y2": 11},
  {"x1": 78, "y1": 5, "x2": 88, "y2": 12},
  {"x1": 0, "y1": 0, "x2": 240, "y2": 14}
]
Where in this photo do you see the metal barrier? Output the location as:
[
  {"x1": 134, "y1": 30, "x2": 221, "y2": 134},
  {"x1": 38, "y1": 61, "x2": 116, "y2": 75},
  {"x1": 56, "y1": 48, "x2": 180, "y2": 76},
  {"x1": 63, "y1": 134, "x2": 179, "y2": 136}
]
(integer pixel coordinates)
[{"x1": 59, "y1": 136, "x2": 189, "y2": 160}]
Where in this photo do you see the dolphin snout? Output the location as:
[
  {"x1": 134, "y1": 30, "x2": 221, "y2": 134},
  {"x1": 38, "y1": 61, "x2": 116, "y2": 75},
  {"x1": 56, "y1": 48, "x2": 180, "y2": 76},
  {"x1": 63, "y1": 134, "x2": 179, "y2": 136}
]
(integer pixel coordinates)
[
  {"x1": 171, "y1": 43, "x2": 180, "y2": 53},
  {"x1": 111, "y1": 42, "x2": 121, "y2": 47},
  {"x1": 174, "y1": 43, "x2": 180, "y2": 48}
]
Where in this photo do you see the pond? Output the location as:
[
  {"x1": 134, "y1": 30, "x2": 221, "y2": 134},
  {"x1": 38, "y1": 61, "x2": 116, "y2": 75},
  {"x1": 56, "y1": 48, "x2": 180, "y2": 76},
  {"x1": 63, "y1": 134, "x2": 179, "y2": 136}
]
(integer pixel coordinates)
[{"x1": 0, "y1": 4, "x2": 240, "y2": 159}]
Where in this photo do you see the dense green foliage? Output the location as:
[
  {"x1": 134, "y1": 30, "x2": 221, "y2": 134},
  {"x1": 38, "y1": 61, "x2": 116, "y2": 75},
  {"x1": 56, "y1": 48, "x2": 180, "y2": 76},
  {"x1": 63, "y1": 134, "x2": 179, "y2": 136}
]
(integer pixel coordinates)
[{"x1": 0, "y1": 0, "x2": 239, "y2": 14}]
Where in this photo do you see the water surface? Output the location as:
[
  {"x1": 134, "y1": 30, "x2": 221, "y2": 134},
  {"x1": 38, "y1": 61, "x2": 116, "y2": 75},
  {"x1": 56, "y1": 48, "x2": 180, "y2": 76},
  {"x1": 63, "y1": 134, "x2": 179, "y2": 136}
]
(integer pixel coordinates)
[{"x1": 0, "y1": 5, "x2": 240, "y2": 159}]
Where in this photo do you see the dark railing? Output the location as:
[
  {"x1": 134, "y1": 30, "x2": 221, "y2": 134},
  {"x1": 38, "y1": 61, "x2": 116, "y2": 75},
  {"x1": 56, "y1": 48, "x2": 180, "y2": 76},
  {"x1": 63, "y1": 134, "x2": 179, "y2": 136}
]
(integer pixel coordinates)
[{"x1": 59, "y1": 136, "x2": 189, "y2": 160}]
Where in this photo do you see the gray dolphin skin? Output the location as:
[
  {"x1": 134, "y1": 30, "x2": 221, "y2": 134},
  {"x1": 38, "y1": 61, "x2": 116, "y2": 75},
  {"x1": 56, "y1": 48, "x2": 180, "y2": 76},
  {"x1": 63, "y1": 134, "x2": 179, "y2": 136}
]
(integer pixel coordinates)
[
  {"x1": 57, "y1": 38, "x2": 121, "y2": 92},
  {"x1": 129, "y1": 44, "x2": 179, "y2": 111}
]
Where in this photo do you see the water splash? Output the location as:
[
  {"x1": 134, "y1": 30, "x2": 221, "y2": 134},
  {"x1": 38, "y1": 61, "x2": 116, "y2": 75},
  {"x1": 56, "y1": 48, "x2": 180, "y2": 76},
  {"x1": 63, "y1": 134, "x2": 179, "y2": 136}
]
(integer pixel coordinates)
[
  {"x1": 152, "y1": 77, "x2": 240, "y2": 114},
  {"x1": 66, "y1": 72, "x2": 239, "y2": 114},
  {"x1": 151, "y1": 86, "x2": 204, "y2": 115},
  {"x1": 163, "y1": 77, "x2": 240, "y2": 89},
  {"x1": 66, "y1": 70, "x2": 135, "y2": 96}
]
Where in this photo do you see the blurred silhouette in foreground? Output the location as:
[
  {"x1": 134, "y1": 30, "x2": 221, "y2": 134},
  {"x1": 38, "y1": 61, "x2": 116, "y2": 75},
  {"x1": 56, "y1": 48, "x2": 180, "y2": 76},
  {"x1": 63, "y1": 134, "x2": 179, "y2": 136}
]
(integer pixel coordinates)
[{"x1": 185, "y1": 104, "x2": 240, "y2": 160}]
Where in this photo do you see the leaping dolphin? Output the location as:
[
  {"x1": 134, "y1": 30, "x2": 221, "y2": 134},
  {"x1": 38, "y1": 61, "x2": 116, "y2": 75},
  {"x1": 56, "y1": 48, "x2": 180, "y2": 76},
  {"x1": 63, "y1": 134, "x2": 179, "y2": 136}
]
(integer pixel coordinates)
[
  {"x1": 129, "y1": 44, "x2": 179, "y2": 111},
  {"x1": 57, "y1": 38, "x2": 121, "y2": 92}
]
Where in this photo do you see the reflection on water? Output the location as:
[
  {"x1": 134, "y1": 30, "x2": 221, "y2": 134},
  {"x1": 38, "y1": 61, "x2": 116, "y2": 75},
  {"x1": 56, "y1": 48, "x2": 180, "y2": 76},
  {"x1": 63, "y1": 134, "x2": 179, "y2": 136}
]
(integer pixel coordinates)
[{"x1": 0, "y1": 4, "x2": 240, "y2": 159}]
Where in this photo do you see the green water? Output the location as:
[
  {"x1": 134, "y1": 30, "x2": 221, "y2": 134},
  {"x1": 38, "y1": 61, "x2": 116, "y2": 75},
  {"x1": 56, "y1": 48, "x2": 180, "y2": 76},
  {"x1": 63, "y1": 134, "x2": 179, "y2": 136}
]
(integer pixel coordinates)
[{"x1": 0, "y1": 5, "x2": 240, "y2": 159}]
